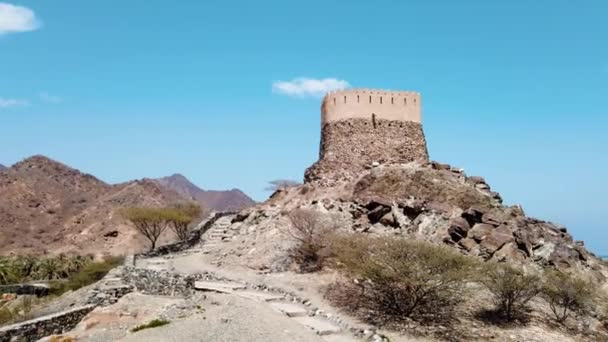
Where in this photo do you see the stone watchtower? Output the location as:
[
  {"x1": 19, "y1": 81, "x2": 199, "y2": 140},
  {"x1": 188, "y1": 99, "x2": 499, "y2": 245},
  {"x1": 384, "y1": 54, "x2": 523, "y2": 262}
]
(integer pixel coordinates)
[{"x1": 304, "y1": 89, "x2": 429, "y2": 185}]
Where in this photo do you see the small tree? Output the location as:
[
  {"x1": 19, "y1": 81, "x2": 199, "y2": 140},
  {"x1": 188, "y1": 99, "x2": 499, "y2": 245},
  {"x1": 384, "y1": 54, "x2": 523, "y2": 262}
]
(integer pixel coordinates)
[
  {"x1": 481, "y1": 263, "x2": 541, "y2": 321},
  {"x1": 123, "y1": 207, "x2": 172, "y2": 251},
  {"x1": 167, "y1": 203, "x2": 203, "y2": 241},
  {"x1": 286, "y1": 209, "x2": 335, "y2": 272},
  {"x1": 542, "y1": 270, "x2": 595, "y2": 323},
  {"x1": 265, "y1": 179, "x2": 301, "y2": 192}
]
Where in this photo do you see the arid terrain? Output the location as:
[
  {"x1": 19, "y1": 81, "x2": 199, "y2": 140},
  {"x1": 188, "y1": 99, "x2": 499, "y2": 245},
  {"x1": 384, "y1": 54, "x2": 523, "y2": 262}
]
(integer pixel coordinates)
[
  {"x1": 2, "y1": 159, "x2": 607, "y2": 342},
  {"x1": 153, "y1": 173, "x2": 255, "y2": 212},
  {"x1": 0, "y1": 156, "x2": 255, "y2": 256}
]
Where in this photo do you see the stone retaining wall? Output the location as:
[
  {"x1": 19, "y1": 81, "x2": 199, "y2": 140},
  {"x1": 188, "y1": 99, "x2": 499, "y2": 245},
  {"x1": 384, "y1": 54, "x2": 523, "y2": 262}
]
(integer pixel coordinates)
[
  {"x1": 0, "y1": 305, "x2": 95, "y2": 342},
  {"x1": 0, "y1": 284, "x2": 49, "y2": 297}
]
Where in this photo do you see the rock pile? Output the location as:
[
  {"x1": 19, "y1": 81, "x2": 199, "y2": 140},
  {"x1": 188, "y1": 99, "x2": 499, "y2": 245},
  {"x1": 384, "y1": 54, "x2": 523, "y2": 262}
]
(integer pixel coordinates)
[{"x1": 205, "y1": 161, "x2": 606, "y2": 278}]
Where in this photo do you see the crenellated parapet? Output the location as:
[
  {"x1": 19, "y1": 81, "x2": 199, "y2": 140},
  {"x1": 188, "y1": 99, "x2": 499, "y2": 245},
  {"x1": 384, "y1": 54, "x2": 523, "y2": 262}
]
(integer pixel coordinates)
[{"x1": 321, "y1": 88, "x2": 422, "y2": 124}]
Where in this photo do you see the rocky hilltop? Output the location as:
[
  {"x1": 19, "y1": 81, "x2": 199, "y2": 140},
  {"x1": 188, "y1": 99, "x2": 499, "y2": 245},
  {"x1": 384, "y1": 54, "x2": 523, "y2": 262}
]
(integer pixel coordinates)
[
  {"x1": 153, "y1": 173, "x2": 255, "y2": 212},
  {"x1": 0, "y1": 155, "x2": 253, "y2": 256},
  {"x1": 203, "y1": 161, "x2": 607, "y2": 279}
]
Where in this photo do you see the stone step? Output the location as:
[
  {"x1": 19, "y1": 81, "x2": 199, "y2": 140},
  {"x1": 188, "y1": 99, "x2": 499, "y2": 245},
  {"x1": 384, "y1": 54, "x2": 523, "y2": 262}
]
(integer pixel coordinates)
[
  {"x1": 235, "y1": 290, "x2": 284, "y2": 303},
  {"x1": 193, "y1": 281, "x2": 246, "y2": 293},
  {"x1": 269, "y1": 302, "x2": 308, "y2": 317},
  {"x1": 293, "y1": 316, "x2": 341, "y2": 336}
]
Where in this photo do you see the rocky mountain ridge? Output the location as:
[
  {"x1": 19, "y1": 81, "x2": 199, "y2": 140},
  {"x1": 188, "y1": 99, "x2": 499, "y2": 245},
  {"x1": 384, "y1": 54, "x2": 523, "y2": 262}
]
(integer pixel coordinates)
[
  {"x1": 152, "y1": 173, "x2": 255, "y2": 212},
  {"x1": 0, "y1": 155, "x2": 253, "y2": 256}
]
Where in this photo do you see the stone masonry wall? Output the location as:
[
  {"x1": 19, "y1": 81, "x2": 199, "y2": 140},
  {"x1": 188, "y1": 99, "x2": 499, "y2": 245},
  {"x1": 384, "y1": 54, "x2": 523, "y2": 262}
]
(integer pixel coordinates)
[
  {"x1": 0, "y1": 305, "x2": 95, "y2": 342},
  {"x1": 304, "y1": 118, "x2": 429, "y2": 186}
]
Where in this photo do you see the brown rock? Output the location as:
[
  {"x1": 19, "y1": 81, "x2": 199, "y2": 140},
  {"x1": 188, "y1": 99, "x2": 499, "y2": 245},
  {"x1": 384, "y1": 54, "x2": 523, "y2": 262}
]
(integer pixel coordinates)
[
  {"x1": 468, "y1": 223, "x2": 494, "y2": 242},
  {"x1": 493, "y1": 242, "x2": 526, "y2": 261},
  {"x1": 467, "y1": 176, "x2": 486, "y2": 184},
  {"x1": 448, "y1": 217, "x2": 471, "y2": 242},
  {"x1": 462, "y1": 207, "x2": 486, "y2": 226},
  {"x1": 367, "y1": 205, "x2": 391, "y2": 224},
  {"x1": 426, "y1": 201, "x2": 453, "y2": 214},
  {"x1": 459, "y1": 238, "x2": 477, "y2": 251},
  {"x1": 479, "y1": 225, "x2": 514, "y2": 259},
  {"x1": 379, "y1": 212, "x2": 398, "y2": 228},
  {"x1": 481, "y1": 213, "x2": 501, "y2": 227}
]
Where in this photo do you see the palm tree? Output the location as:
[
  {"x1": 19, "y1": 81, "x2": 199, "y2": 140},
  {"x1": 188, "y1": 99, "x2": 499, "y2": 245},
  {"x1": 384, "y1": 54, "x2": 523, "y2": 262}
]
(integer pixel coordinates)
[
  {"x1": 0, "y1": 258, "x2": 16, "y2": 285},
  {"x1": 35, "y1": 258, "x2": 64, "y2": 280}
]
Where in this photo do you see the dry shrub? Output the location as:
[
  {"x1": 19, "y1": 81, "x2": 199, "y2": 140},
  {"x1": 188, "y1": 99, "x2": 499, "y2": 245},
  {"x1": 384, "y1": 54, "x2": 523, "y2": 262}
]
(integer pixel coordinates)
[
  {"x1": 286, "y1": 209, "x2": 336, "y2": 273},
  {"x1": 542, "y1": 270, "x2": 595, "y2": 323},
  {"x1": 327, "y1": 234, "x2": 477, "y2": 324},
  {"x1": 354, "y1": 168, "x2": 492, "y2": 210},
  {"x1": 480, "y1": 263, "x2": 541, "y2": 321}
]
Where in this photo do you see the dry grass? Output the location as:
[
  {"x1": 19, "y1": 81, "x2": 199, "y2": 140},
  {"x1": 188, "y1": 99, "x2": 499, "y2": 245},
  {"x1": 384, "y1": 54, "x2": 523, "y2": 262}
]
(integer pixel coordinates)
[
  {"x1": 354, "y1": 167, "x2": 493, "y2": 210},
  {"x1": 286, "y1": 209, "x2": 336, "y2": 272}
]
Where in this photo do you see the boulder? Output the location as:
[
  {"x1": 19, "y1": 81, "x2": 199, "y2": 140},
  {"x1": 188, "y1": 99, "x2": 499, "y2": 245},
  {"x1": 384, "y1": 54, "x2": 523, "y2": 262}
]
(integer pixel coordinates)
[
  {"x1": 462, "y1": 207, "x2": 486, "y2": 226},
  {"x1": 367, "y1": 205, "x2": 392, "y2": 224},
  {"x1": 458, "y1": 238, "x2": 477, "y2": 252},
  {"x1": 479, "y1": 225, "x2": 514, "y2": 259},
  {"x1": 481, "y1": 213, "x2": 501, "y2": 227},
  {"x1": 448, "y1": 217, "x2": 471, "y2": 242},
  {"x1": 379, "y1": 212, "x2": 398, "y2": 228},
  {"x1": 493, "y1": 242, "x2": 526, "y2": 261},
  {"x1": 467, "y1": 176, "x2": 486, "y2": 185},
  {"x1": 426, "y1": 201, "x2": 453, "y2": 214},
  {"x1": 402, "y1": 199, "x2": 425, "y2": 220},
  {"x1": 513, "y1": 228, "x2": 533, "y2": 257},
  {"x1": 468, "y1": 223, "x2": 494, "y2": 242},
  {"x1": 475, "y1": 183, "x2": 490, "y2": 191}
]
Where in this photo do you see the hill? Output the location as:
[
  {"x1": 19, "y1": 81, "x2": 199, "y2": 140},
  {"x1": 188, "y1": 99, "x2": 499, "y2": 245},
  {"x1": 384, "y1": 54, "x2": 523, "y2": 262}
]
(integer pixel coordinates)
[
  {"x1": 0, "y1": 156, "x2": 190, "y2": 256},
  {"x1": 0, "y1": 164, "x2": 6, "y2": 171},
  {"x1": 153, "y1": 173, "x2": 255, "y2": 212}
]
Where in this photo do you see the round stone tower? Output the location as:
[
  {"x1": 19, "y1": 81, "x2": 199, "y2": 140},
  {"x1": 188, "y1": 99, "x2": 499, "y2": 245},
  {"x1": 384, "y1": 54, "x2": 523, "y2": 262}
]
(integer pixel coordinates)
[{"x1": 304, "y1": 88, "x2": 429, "y2": 186}]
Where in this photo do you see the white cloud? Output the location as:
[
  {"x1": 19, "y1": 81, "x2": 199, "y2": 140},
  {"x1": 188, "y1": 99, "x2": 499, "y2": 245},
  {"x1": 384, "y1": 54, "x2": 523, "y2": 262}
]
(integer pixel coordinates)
[
  {"x1": 0, "y1": 97, "x2": 29, "y2": 108},
  {"x1": 39, "y1": 92, "x2": 62, "y2": 104},
  {"x1": 272, "y1": 77, "x2": 350, "y2": 97},
  {"x1": 0, "y1": 3, "x2": 41, "y2": 35}
]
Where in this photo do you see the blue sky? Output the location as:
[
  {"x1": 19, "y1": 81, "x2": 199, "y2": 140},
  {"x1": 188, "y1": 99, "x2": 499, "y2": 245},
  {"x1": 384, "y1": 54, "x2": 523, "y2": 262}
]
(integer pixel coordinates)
[{"x1": 1, "y1": 1, "x2": 606, "y2": 254}]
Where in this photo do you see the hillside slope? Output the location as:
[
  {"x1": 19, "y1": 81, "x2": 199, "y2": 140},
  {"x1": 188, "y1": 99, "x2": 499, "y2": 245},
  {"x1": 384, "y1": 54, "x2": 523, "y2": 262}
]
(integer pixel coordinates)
[
  {"x1": 153, "y1": 173, "x2": 255, "y2": 212},
  {"x1": 0, "y1": 156, "x2": 189, "y2": 256}
]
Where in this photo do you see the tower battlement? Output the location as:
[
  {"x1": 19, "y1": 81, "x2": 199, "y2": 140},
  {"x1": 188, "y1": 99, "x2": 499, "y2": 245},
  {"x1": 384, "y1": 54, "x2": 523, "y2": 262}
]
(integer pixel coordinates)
[
  {"x1": 321, "y1": 88, "x2": 422, "y2": 124},
  {"x1": 305, "y1": 88, "x2": 429, "y2": 186}
]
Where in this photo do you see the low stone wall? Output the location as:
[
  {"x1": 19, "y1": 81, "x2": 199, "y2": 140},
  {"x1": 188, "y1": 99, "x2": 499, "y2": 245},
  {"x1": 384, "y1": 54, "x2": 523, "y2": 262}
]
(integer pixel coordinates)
[
  {"x1": 305, "y1": 118, "x2": 429, "y2": 186},
  {"x1": 138, "y1": 212, "x2": 235, "y2": 258},
  {"x1": 0, "y1": 284, "x2": 49, "y2": 297},
  {"x1": 0, "y1": 305, "x2": 95, "y2": 342}
]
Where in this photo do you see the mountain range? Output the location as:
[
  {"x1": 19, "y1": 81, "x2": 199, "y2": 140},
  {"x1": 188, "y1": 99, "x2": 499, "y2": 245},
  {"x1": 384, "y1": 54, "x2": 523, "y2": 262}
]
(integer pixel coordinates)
[
  {"x1": 153, "y1": 173, "x2": 255, "y2": 212},
  {"x1": 0, "y1": 155, "x2": 255, "y2": 256},
  {"x1": 0, "y1": 164, "x2": 6, "y2": 171}
]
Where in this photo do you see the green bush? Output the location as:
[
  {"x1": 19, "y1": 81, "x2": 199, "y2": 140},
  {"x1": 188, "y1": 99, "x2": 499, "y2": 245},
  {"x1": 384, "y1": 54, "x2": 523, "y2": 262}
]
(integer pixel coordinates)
[
  {"x1": 542, "y1": 271, "x2": 595, "y2": 323},
  {"x1": 480, "y1": 263, "x2": 541, "y2": 321},
  {"x1": 327, "y1": 234, "x2": 478, "y2": 323},
  {"x1": 131, "y1": 319, "x2": 170, "y2": 332}
]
